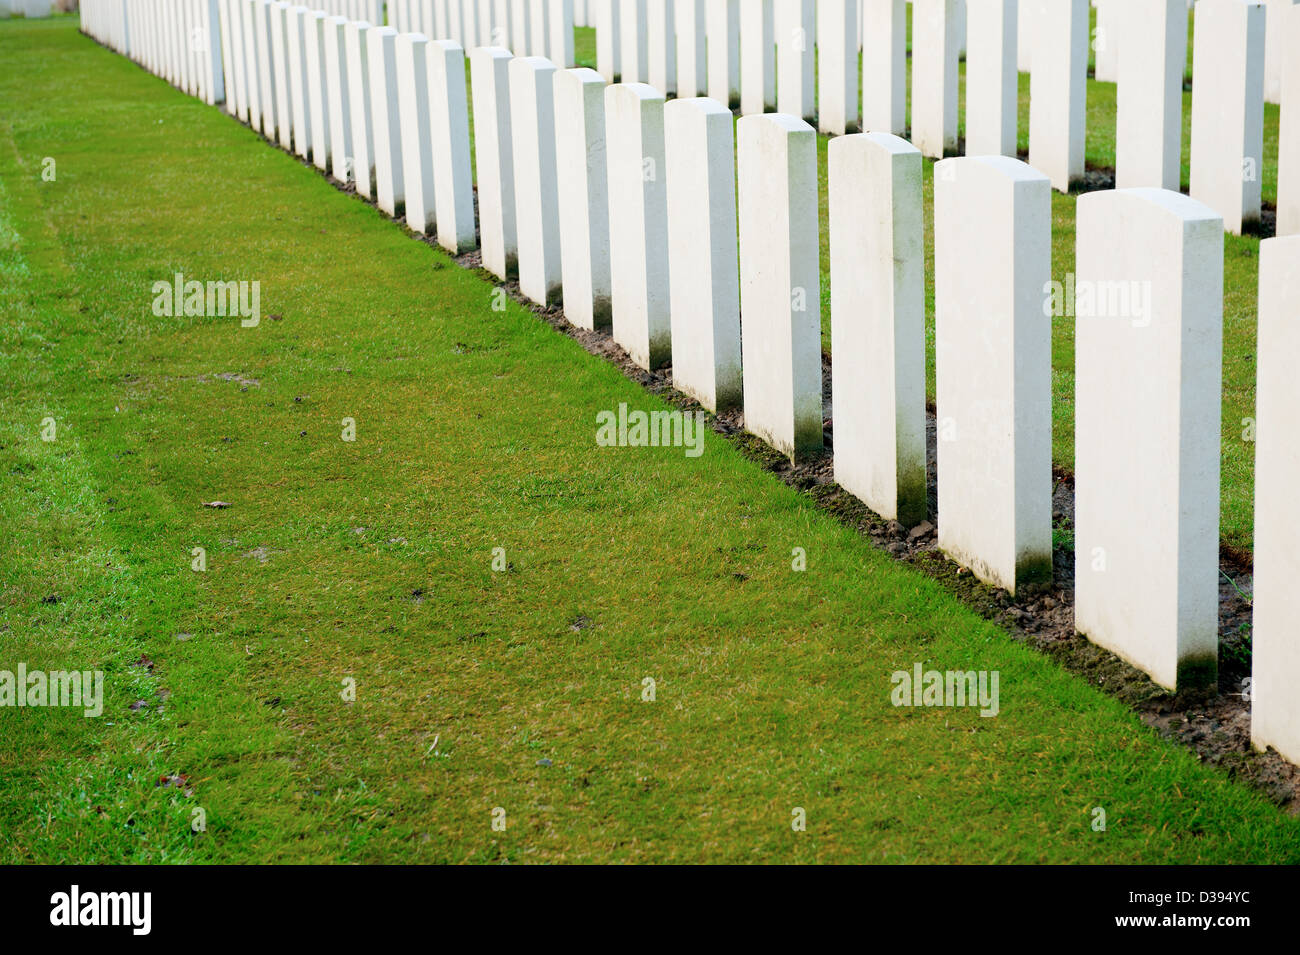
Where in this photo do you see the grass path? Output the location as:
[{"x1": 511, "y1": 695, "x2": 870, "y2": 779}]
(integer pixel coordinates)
[{"x1": 2, "y1": 16, "x2": 1298, "y2": 863}]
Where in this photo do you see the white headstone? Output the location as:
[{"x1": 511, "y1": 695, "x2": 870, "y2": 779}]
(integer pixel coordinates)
[
  {"x1": 739, "y1": 0, "x2": 774, "y2": 114},
  {"x1": 471, "y1": 46, "x2": 518, "y2": 278},
  {"x1": 1075, "y1": 188, "x2": 1224, "y2": 691},
  {"x1": 242, "y1": 0, "x2": 265, "y2": 131},
  {"x1": 1093, "y1": 0, "x2": 1120, "y2": 83},
  {"x1": 304, "y1": 11, "x2": 332, "y2": 170},
  {"x1": 777, "y1": 0, "x2": 815, "y2": 120},
  {"x1": 737, "y1": 113, "x2": 823, "y2": 460},
  {"x1": 510, "y1": 57, "x2": 564, "y2": 305},
  {"x1": 551, "y1": 0, "x2": 575, "y2": 66},
  {"x1": 1190, "y1": 0, "x2": 1265, "y2": 234},
  {"x1": 861, "y1": 0, "x2": 905, "y2": 134},
  {"x1": 1252, "y1": 234, "x2": 1300, "y2": 764},
  {"x1": 345, "y1": 19, "x2": 375, "y2": 198},
  {"x1": 1263, "y1": 0, "x2": 1299, "y2": 104},
  {"x1": 427, "y1": 40, "x2": 477, "y2": 253},
  {"x1": 287, "y1": 6, "x2": 313, "y2": 159},
  {"x1": 1116, "y1": 0, "x2": 1186, "y2": 190},
  {"x1": 596, "y1": 0, "x2": 622, "y2": 80},
  {"x1": 817, "y1": 0, "x2": 859, "y2": 135},
  {"x1": 620, "y1": 0, "x2": 649, "y2": 81},
  {"x1": 1028, "y1": 0, "x2": 1088, "y2": 191},
  {"x1": 912, "y1": 0, "x2": 959, "y2": 158},
  {"x1": 706, "y1": 0, "x2": 740, "y2": 106},
  {"x1": 647, "y1": 0, "x2": 677, "y2": 93},
  {"x1": 933, "y1": 156, "x2": 1052, "y2": 593},
  {"x1": 270, "y1": 2, "x2": 293, "y2": 147},
  {"x1": 830, "y1": 133, "x2": 927, "y2": 525},
  {"x1": 324, "y1": 16, "x2": 353, "y2": 184},
  {"x1": 1280, "y1": 3, "x2": 1300, "y2": 235},
  {"x1": 964, "y1": 0, "x2": 1017, "y2": 157},
  {"x1": 368, "y1": 26, "x2": 405, "y2": 215},
  {"x1": 555, "y1": 68, "x2": 613, "y2": 329},
  {"x1": 396, "y1": 33, "x2": 437, "y2": 233},
  {"x1": 606, "y1": 83, "x2": 672, "y2": 368},
  {"x1": 675, "y1": 0, "x2": 707, "y2": 97},
  {"x1": 665, "y1": 97, "x2": 742, "y2": 410}
]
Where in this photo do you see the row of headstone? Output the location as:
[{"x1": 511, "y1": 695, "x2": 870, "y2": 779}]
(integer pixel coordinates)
[
  {"x1": 0, "y1": 1, "x2": 52, "y2": 17},
  {"x1": 80, "y1": 0, "x2": 226, "y2": 106},
  {"x1": 79, "y1": 0, "x2": 1300, "y2": 770},
  {"x1": 384, "y1": 0, "x2": 575, "y2": 65}
]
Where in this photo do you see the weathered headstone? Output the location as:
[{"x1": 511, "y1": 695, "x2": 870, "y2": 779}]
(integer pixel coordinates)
[
  {"x1": 1075, "y1": 188, "x2": 1223, "y2": 691},
  {"x1": 665, "y1": 97, "x2": 742, "y2": 411},
  {"x1": 933, "y1": 156, "x2": 1051, "y2": 593},
  {"x1": 1252, "y1": 234, "x2": 1300, "y2": 764},
  {"x1": 1190, "y1": 0, "x2": 1265, "y2": 234},
  {"x1": 510, "y1": 57, "x2": 564, "y2": 305},
  {"x1": 555, "y1": 68, "x2": 613, "y2": 330},
  {"x1": 830, "y1": 132, "x2": 926, "y2": 525},
  {"x1": 737, "y1": 113, "x2": 822, "y2": 460},
  {"x1": 471, "y1": 46, "x2": 518, "y2": 278}
]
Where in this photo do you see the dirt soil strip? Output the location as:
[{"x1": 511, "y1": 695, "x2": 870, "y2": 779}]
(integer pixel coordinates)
[{"x1": 199, "y1": 98, "x2": 1300, "y2": 812}]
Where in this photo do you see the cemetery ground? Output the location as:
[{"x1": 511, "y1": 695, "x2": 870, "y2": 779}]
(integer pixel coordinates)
[{"x1": 2, "y1": 14, "x2": 1298, "y2": 865}]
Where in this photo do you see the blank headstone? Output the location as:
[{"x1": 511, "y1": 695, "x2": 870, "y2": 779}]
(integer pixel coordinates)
[
  {"x1": 964, "y1": 0, "x2": 1017, "y2": 157},
  {"x1": 1116, "y1": 0, "x2": 1186, "y2": 190},
  {"x1": 620, "y1": 0, "x2": 650, "y2": 81},
  {"x1": 427, "y1": 40, "x2": 477, "y2": 253},
  {"x1": 1263, "y1": 0, "x2": 1300, "y2": 104},
  {"x1": 1252, "y1": 234, "x2": 1300, "y2": 764},
  {"x1": 254, "y1": 1, "x2": 278, "y2": 138},
  {"x1": 830, "y1": 132, "x2": 926, "y2": 525},
  {"x1": 861, "y1": 0, "x2": 905, "y2": 134},
  {"x1": 1281, "y1": 3, "x2": 1300, "y2": 235},
  {"x1": 777, "y1": 0, "x2": 815, "y2": 121},
  {"x1": 606, "y1": 83, "x2": 672, "y2": 369},
  {"x1": 665, "y1": 97, "x2": 742, "y2": 411},
  {"x1": 325, "y1": 16, "x2": 353, "y2": 184},
  {"x1": 368, "y1": 26, "x2": 405, "y2": 216},
  {"x1": 675, "y1": 0, "x2": 707, "y2": 97},
  {"x1": 555, "y1": 68, "x2": 613, "y2": 330},
  {"x1": 737, "y1": 113, "x2": 822, "y2": 460},
  {"x1": 596, "y1": 0, "x2": 622, "y2": 80},
  {"x1": 818, "y1": 0, "x2": 859, "y2": 135},
  {"x1": 647, "y1": 0, "x2": 677, "y2": 93},
  {"x1": 304, "y1": 10, "x2": 332, "y2": 171},
  {"x1": 242, "y1": 0, "x2": 265, "y2": 131},
  {"x1": 510, "y1": 57, "x2": 564, "y2": 305},
  {"x1": 345, "y1": 19, "x2": 376, "y2": 198},
  {"x1": 1190, "y1": 0, "x2": 1265, "y2": 234},
  {"x1": 1075, "y1": 188, "x2": 1223, "y2": 691},
  {"x1": 1028, "y1": 0, "x2": 1088, "y2": 191},
  {"x1": 219, "y1": 0, "x2": 239, "y2": 116},
  {"x1": 396, "y1": 33, "x2": 437, "y2": 233},
  {"x1": 1093, "y1": 0, "x2": 1120, "y2": 83},
  {"x1": 706, "y1": 0, "x2": 740, "y2": 107},
  {"x1": 933, "y1": 156, "x2": 1052, "y2": 593},
  {"x1": 551, "y1": 0, "x2": 576, "y2": 66},
  {"x1": 739, "y1": 0, "x2": 775, "y2": 114},
  {"x1": 912, "y1": 0, "x2": 959, "y2": 158},
  {"x1": 471, "y1": 47, "x2": 518, "y2": 278},
  {"x1": 270, "y1": 2, "x2": 293, "y2": 148},
  {"x1": 287, "y1": 6, "x2": 313, "y2": 159}
]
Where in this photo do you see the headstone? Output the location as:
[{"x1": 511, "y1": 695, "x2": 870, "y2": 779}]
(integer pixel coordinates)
[
  {"x1": 1075, "y1": 187, "x2": 1223, "y2": 691},
  {"x1": 368, "y1": 26, "x2": 405, "y2": 216},
  {"x1": 675, "y1": 0, "x2": 707, "y2": 97},
  {"x1": 1190, "y1": 0, "x2": 1265, "y2": 234},
  {"x1": 551, "y1": 0, "x2": 575, "y2": 66},
  {"x1": 777, "y1": 0, "x2": 815, "y2": 121},
  {"x1": 737, "y1": 113, "x2": 822, "y2": 460},
  {"x1": 818, "y1": 0, "x2": 858, "y2": 135},
  {"x1": 345, "y1": 19, "x2": 375, "y2": 198},
  {"x1": 471, "y1": 47, "x2": 518, "y2": 278},
  {"x1": 647, "y1": 0, "x2": 677, "y2": 93},
  {"x1": 510, "y1": 57, "x2": 564, "y2": 305},
  {"x1": 1028, "y1": 0, "x2": 1088, "y2": 191},
  {"x1": 861, "y1": 0, "x2": 905, "y2": 134},
  {"x1": 1281, "y1": 3, "x2": 1300, "y2": 235},
  {"x1": 1252, "y1": 234, "x2": 1300, "y2": 764},
  {"x1": 324, "y1": 16, "x2": 353, "y2": 184},
  {"x1": 665, "y1": 97, "x2": 742, "y2": 411},
  {"x1": 912, "y1": 0, "x2": 959, "y2": 158},
  {"x1": 428, "y1": 40, "x2": 478, "y2": 253},
  {"x1": 270, "y1": 2, "x2": 293, "y2": 147},
  {"x1": 706, "y1": 0, "x2": 740, "y2": 107},
  {"x1": 964, "y1": 0, "x2": 1017, "y2": 157},
  {"x1": 1116, "y1": 0, "x2": 1186, "y2": 190},
  {"x1": 554, "y1": 68, "x2": 613, "y2": 329},
  {"x1": 396, "y1": 33, "x2": 437, "y2": 233},
  {"x1": 242, "y1": 0, "x2": 265, "y2": 131},
  {"x1": 829, "y1": 132, "x2": 926, "y2": 525},
  {"x1": 1093, "y1": 0, "x2": 1120, "y2": 83},
  {"x1": 1263, "y1": 0, "x2": 1300, "y2": 104},
  {"x1": 933, "y1": 156, "x2": 1052, "y2": 593},
  {"x1": 739, "y1": 0, "x2": 774, "y2": 114},
  {"x1": 305, "y1": 10, "x2": 332, "y2": 171},
  {"x1": 596, "y1": 0, "x2": 622, "y2": 80},
  {"x1": 287, "y1": 6, "x2": 313, "y2": 159},
  {"x1": 606, "y1": 83, "x2": 672, "y2": 368}
]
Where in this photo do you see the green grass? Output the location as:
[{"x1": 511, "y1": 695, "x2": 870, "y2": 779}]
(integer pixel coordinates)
[
  {"x1": 2, "y1": 16, "x2": 1297, "y2": 864},
  {"x1": 573, "y1": 10, "x2": 1270, "y2": 554}
]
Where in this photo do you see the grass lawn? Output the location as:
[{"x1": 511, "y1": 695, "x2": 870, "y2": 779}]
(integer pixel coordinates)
[{"x1": 1, "y1": 15, "x2": 1297, "y2": 864}]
